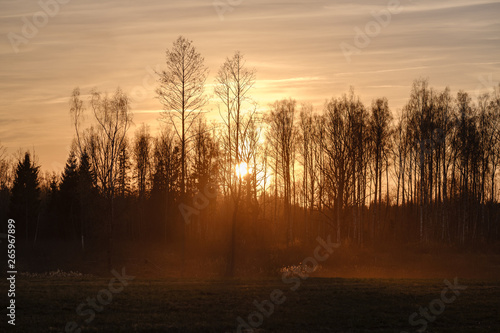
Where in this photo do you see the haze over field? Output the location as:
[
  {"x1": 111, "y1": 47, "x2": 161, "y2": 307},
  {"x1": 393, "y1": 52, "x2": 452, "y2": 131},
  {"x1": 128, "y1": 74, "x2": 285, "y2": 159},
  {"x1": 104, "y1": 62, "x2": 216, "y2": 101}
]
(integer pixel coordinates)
[{"x1": 1, "y1": 0, "x2": 500, "y2": 171}]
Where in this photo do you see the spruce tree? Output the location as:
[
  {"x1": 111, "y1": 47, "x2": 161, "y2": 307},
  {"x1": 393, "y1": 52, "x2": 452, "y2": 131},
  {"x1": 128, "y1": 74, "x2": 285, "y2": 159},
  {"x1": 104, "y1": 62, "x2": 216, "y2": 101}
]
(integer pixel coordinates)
[{"x1": 10, "y1": 152, "x2": 40, "y2": 240}]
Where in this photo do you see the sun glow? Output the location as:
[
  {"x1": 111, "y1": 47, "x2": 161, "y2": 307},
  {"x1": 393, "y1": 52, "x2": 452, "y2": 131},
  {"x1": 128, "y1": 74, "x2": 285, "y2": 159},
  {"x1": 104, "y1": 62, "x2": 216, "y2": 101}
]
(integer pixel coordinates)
[{"x1": 235, "y1": 162, "x2": 249, "y2": 178}]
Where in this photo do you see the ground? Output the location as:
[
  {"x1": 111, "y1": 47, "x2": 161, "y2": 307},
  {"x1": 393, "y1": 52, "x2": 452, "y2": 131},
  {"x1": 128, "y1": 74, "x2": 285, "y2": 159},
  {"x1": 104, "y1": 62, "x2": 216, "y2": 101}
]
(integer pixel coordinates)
[
  {"x1": 3, "y1": 240, "x2": 500, "y2": 332},
  {"x1": 1, "y1": 277, "x2": 499, "y2": 332}
]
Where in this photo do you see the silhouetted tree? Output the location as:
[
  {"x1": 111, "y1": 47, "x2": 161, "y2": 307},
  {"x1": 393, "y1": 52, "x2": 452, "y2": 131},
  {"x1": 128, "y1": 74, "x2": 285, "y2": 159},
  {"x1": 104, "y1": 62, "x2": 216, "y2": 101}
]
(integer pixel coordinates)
[
  {"x1": 267, "y1": 98, "x2": 297, "y2": 246},
  {"x1": 0, "y1": 142, "x2": 11, "y2": 226},
  {"x1": 77, "y1": 150, "x2": 95, "y2": 249},
  {"x1": 369, "y1": 97, "x2": 393, "y2": 237},
  {"x1": 157, "y1": 36, "x2": 208, "y2": 198},
  {"x1": 151, "y1": 129, "x2": 181, "y2": 242},
  {"x1": 59, "y1": 150, "x2": 80, "y2": 239},
  {"x1": 133, "y1": 124, "x2": 152, "y2": 199},
  {"x1": 10, "y1": 151, "x2": 40, "y2": 241},
  {"x1": 322, "y1": 91, "x2": 364, "y2": 242},
  {"x1": 157, "y1": 36, "x2": 208, "y2": 273},
  {"x1": 117, "y1": 138, "x2": 131, "y2": 199},
  {"x1": 214, "y1": 51, "x2": 256, "y2": 276},
  {"x1": 70, "y1": 87, "x2": 132, "y2": 269}
]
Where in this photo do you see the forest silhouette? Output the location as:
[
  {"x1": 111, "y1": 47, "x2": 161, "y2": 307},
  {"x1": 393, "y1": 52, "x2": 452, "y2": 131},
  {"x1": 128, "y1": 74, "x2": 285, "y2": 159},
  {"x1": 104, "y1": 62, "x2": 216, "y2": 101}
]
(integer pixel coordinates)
[{"x1": 1, "y1": 36, "x2": 500, "y2": 278}]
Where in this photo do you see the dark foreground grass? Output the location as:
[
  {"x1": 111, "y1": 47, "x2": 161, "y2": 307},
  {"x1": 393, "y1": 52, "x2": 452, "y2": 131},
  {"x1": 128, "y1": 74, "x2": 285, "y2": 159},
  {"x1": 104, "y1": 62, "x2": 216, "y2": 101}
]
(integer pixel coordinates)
[{"x1": 1, "y1": 277, "x2": 499, "y2": 332}]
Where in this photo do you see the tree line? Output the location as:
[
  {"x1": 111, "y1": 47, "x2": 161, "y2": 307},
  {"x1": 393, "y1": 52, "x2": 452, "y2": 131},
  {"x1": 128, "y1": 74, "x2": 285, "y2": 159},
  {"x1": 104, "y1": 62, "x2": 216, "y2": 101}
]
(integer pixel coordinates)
[{"x1": 1, "y1": 36, "x2": 499, "y2": 273}]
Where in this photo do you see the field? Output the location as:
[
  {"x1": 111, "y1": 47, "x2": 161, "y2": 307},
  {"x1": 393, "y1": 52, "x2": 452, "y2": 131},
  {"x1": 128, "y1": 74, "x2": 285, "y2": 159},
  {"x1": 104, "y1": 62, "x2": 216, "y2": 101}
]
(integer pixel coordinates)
[{"x1": 2, "y1": 276, "x2": 500, "y2": 333}]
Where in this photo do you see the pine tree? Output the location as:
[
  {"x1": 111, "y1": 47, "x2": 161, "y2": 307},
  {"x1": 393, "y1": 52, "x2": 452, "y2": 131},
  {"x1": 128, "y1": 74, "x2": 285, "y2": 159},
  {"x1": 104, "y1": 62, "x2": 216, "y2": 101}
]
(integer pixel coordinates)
[
  {"x1": 117, "y1": 140, "x2": 130, "y2": 199},
  {"x1": 77, "y1": 150, "x2": 95, "y2": 249},
  {"x1": 10, "y1": 152, "x2": 40, "y2": 240},
  {"x1": 59, "y1": 150, "x2": 79, "y2": 239}
]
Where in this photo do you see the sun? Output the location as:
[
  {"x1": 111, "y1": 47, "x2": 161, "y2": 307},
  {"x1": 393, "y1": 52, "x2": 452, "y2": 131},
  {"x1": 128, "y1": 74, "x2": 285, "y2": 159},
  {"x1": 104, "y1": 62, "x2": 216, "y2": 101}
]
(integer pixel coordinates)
[{"x1": 235, "y1": 162, "x2": 249, "y2": 178}]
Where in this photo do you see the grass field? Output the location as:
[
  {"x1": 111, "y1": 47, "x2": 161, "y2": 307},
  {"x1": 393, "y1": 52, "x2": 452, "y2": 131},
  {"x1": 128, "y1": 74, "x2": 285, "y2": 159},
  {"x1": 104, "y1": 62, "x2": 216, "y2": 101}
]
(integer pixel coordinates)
[{"x1": 2, "y1": 276, "x2": 499, "y2": 333}]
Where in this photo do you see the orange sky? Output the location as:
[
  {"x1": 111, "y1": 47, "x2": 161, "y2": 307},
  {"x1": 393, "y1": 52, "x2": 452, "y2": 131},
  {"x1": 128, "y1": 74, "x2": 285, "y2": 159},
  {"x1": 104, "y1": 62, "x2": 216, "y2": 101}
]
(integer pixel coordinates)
[{"x1": 1, "y1": 0, "x2": 499, "y2": 173}]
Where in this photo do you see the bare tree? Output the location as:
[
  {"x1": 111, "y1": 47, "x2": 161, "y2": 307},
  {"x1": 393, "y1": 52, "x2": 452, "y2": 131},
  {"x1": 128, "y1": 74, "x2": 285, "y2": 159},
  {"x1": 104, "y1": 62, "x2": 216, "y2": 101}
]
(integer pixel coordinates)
[
  {"x1": 214, "y1": 51, "x2": 256, "y2": 196},
  {"x1": 214, "y1": 51, "x2": 256, "y2": 276},
  {"x1": 132, "y1": 124, "x2": 151, "y2": 239},
  {"x1": 156, "y1": 36, "x2": 208, "y2": 273},
  {"x1": 369, "y1": 97, "x2": 393, "y2": 237},
  {"x1": 70, "y1": 88, "x2": 85, "y2": 156},
  {"x1": 267, "y1": 99, "x2": 297, "y2": 247},
  {"x1": 404, "y1": 79, "x2": 434, "y2": 241},
  {"x1": 0, "y1": 141, "x2": 12, "y2": 226},
  {"x1": 298, "y1": 105, "x2": 317, "y2": 242},
  {"x1": 70, "y1": 87, "x2": 132, "y2": 269},
  {"x1": 349, "y1": 101, "x2": 369, "y2": 245},
  {"x1": 151, "y1": 128, "x2": 181, "y2": 243},
  {"x1": 191, "y1": 117, "x2": 219, "y2": 239},
  {"x1": 322, "y1": 91, "x2": 362, "y2": 243},
  {"x1": 157, "y1": 36, "x2": 209, "y2": 198},
  {"x1": 133, "y1": 124, "x2": 152, "y2": 199},
  {"x1": 488, "y1": 86, "x2": 500, "y2": 204},
  {"x1": 0, "y1": 141, "x2": 12, "y2": 190}
]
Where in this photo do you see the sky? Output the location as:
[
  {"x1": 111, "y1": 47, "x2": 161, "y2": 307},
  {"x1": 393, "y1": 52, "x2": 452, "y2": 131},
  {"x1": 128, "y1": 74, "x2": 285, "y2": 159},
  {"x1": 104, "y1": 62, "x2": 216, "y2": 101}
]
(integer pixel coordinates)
[{"x1": 1, "y1": 0, "x2": 499, "y2": 173}]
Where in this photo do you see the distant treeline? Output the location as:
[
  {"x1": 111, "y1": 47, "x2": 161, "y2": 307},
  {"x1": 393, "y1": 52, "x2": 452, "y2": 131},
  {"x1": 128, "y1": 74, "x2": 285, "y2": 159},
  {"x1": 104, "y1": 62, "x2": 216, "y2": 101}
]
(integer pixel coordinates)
[{"x1": 1, "y1": 38, "x2": 499, "y2": 267}]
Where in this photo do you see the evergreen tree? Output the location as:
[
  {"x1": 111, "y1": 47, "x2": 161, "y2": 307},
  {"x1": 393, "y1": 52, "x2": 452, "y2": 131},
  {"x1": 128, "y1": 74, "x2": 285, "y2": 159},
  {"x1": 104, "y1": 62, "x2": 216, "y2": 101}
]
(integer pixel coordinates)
[
  {"x1": 77, "y1": 150, "x2": 96, "y2": 249},
  {"x1": 59, "y1": 150, "x2": 79, "y2": 239},
  {"x1": 10, "y1": 152, "x2": 40, "y2": 240},
  {"x1": 117, "y1": 140, "x2": 131, "y2": 199}
]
